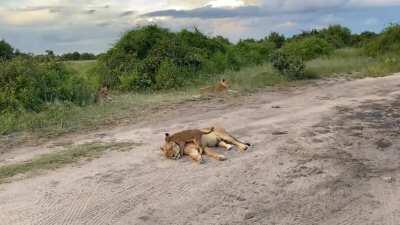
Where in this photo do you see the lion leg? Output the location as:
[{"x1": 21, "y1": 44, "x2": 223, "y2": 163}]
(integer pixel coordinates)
[
  {"x1": 184, "y1": 144, "x2": 203, "y2": 163},
  {"x1": 214, "y1": 127, "x2": 250, "y2": 151},
  {"x1": 203, "y1": 147, "x2": 226, "y2": 161},
  {"x1": 218, "y1": 141, "x2": 233, "y2": 151}
]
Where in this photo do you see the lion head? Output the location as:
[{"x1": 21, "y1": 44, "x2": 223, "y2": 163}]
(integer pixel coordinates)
[{"x1": 160, "y1": 133, "x2": 182, "y2": 160}]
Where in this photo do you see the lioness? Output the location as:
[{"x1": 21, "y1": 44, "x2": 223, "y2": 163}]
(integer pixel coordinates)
[
  {"x1": 95, "y1": 84, "x2": 112, "y2": 104},
  {"x1": 160, "y1": 126, "x2": 250, "y2": 162},
  {"x1": 200, "y1": 79, "x2": 229, "y2": 94}
]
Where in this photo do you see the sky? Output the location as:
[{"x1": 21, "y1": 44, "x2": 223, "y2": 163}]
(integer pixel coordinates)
[{"x1": 0, "y1": 0, "x2": 399, "y2": 54}]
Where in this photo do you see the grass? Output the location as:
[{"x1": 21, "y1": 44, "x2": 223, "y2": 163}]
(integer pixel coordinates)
[
  {"x1": 0, "y1": 90, "x2": 198, "y2": 142},
  {"x1": 0, "y1": 142, "x2": 133, "y2": 183},
  {"x1": 216, "y1": 64, "x2": 289, "y2": 92},
  {"x1": 64, "y1": 60, "x2": 97, "y2": 77},
  {"x1": 306, "y1": 48, "x2": 400, "y2": 78}
]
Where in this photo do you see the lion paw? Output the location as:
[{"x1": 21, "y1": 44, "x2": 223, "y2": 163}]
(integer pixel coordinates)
[{"x1": 218, "y1": 155, "x2": 227, "y2": 161}]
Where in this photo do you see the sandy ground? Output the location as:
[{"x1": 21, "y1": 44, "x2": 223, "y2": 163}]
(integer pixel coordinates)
[{"x1": 1, "y1": 74, "x2": 400, "y2": 225}]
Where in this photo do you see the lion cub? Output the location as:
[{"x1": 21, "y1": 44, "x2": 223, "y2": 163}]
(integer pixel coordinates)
[{"x1": 200, "y1": 79, "x2": 229, "y2": 94}]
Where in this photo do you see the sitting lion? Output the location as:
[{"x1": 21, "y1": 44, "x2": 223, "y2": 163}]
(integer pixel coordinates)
[
  {"x1": 95, "y1": 84, "x2": 112, "y2": 104},
  {"x1": 200, "y1": 79, "x2": 229, "y2": 95},
  {"x1": 160, "y1": 126, "x2": 250, "y2": 163}
]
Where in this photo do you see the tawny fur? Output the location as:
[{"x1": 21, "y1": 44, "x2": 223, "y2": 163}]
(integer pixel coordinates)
[
  {"x1": 95, "y1": 85, "x2": 112, "y2": 104},
  {"x1": 161, "y1": 126, "x2": 251, "y2": 162},
  {"x1": 164, "y1": 128, "x2": 214, "y2": 156},
  {"x1": 200, "y1": 79, "x2": 229, "y2": 94}
]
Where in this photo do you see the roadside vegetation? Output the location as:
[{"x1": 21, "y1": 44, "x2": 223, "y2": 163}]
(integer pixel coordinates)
[
  {"x1": 1, "y1": 23, "x2": 400, "y2": 141},
  {"x1": 0, "y1": 142, "x2": 133, "y2": 183}
]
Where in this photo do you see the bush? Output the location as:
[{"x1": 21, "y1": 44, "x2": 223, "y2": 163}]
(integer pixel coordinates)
[
  {"x1": 0, "y1": 56, "x2": 95, "y2": 113},
  {"x1": 235, "y1": 39, "x2": 276, "y2": 66},
  {"x1": 290, "y1": 25, "x2": 352, "y2": 49},
  {"x1": 365, "y1": 24, "x2": 400, "y2": 56},
  {"x1": 282, "y1": 37, "x2": 334, "y2": 61},
  {"x1": 266, "y1": 32, "x2": 285, "y2": 48},
  {"x1": 96, "y1": 25, "x2": 277, "y2": 92},
  {"x1": 0, "y1": 40, "x2": 14, "y2": 60},
  {"x1": 351, "y1": 31, "x2": 378, "y2": 47},
  {"x1": 271, "y1": 51, "x2": 306, "y2": 80},
  {"x1": 319, "y1": 25, "x2": 352, "y2": 48},
  {"x1": 155, "y1": 59, "x2": 186, "y2": 90}
]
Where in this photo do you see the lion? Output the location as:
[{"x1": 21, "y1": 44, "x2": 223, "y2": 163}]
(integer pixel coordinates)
[
  {"x1": 200, "y1": 79, "x2": 229, "y2": 95},
  {"x1": 160, "y1": 126, "x2": 251, "y2": 162},
  {"x1": 95, "y1": 84, "x2": 112, "y2": 104}
]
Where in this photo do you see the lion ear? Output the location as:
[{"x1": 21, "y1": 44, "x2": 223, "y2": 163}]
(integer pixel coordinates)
[{"x1": 165, "y1": 133, "x2": 170, "y2": 141}]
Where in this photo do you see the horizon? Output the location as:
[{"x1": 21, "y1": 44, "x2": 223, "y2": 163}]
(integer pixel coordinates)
[{"x1": 1, "y1": 0, "x2": 399, "y2": 54}]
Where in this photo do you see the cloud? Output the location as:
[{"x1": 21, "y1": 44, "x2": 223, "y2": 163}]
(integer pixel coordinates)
[
  {"x1": 0, "y1": 7, "x2": 58, "y2": 25},
  {"x1": 120, "y1": 10, "x2": 135, "y2": 17},
  {"x1": 1, "y1": 0, "x2": 400, "y2": 54},
  {"x1": 85, "y1": 9, "x2": 96, "y2": 14},
  {"x1": 143, "y1": 0, "x2": 400, "y2": 20},
  {"x1": 141, "y1": 0, "x2": 352, "y2": 19},
  {"x1": 349, "y1": 0, "x2": 400, "y2": 6},
  {"x1": 142, "y1": 5, "x2": 265, "y2": 18}
]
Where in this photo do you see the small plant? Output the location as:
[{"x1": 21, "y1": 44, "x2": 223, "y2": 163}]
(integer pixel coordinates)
[{"x1": 271, "y1": 51, "x2": 306, "y2": 80}]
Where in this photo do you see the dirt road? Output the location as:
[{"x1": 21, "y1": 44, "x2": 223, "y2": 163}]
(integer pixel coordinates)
[{"x1": 1, "y1": 74, "x2": 400, "y2": 225}]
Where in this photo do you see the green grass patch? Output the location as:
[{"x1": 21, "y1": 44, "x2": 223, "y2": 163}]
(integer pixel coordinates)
[
  {"x1": 306, "y1": 48, "x2": 372, "y2": 77},
  {"x1": 0, "y1": 90, "x2": 197, "y2": 137},
  {"x1": 64, "y1": 60, "x2": 96, "y2": 76},
  {"x1": 306, "y1": 48, "x2": 400, "y2": 78},
  {"x1": 201, "y1": 64, "x2": 288, "y2": 92},
  {"x1": 0, "y1": 142, "x2": 133, "y2": 183}
]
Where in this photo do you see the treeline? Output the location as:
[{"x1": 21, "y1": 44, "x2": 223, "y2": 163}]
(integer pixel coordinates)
[
  {"x1": 35, "y1": 51, "x2": 97, "y2": 61},
  {"x1": 0, "y1": 42, "x2": 96, "y2": 61},
  {"x1": 1, "y1": 24, "x2": 400, "y2": 117}
]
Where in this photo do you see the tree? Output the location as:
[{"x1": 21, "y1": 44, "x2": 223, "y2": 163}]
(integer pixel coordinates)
[
  {"x1": 71, "y1": 52, "x2": 81, "y2": 60},
  {"x1": 267, "y1": 32, "x2": 285, "y2": 48},
  {"x1": 45, "y1": 50, "x2": 55, "y2": 57},
  {"x1": 0, "y1": 40, "x2": 14, "y2": 60}
]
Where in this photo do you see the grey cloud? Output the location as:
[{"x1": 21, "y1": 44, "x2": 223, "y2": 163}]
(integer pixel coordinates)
[
  {"x1": 120, "y1": 10, "x2": 135, "y2": 17},
  {"x1": 84, "y1": 9, "x2": 96, "y2": 14},
  {"x1": 15, "y1": 5, "x2": 65, "y2": 12},
  {"x1": 142, "y1": 6, "x2": 265, "y2": 19},
  {"x1": 97, "y1": 22, "x2": 111, "y2": 27},
  {"x1": 141, "y1": 1, "x2": 352, "y2": 19}
]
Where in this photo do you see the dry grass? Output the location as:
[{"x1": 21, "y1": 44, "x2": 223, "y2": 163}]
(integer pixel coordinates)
[{"x1": 0, "y1": 142, "x2": 133, "y2": 183}]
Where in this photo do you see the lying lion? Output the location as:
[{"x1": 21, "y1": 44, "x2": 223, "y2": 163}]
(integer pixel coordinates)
[
  {"x1": 200, "y1": 79, "x2": 229, "y2": 94},
  {"x1": 160, "y1": 126, "x2": 250, "y2": 163}
]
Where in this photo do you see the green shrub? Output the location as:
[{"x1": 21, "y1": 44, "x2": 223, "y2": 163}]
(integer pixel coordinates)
[
  {"x1": 266, "y1": 32, "x2": 285, "y2": 48},
  {"x1": 365, "y1": 24, "x2": 400, "y2": 56},
  {"x1": 282, "y1": 37, "x2": 334, "y2": 61},
  {"x1": 319, "y1": 25, "x2": 352, "y2": 48},
  {"x1": 155, "y1": 59, "x2": 186, "y2": 90},
  {"x1": 0, "y1": 56, "x2": 95, "y2": 113},
  {"x1": 289, "y1": 25, "x2": 352, "y2": 49},
  {"x1": 351, "y1": 31, "x2": 378, "y2": 47},
  {"x1": 271, "y1": 51, "x2": 306, "y2": 80},
  {"x1": 0, "y1": 40, "x2": 14, "y2": 60},
  {"x1": 96, "y1": 25, "x2": 276, "y2": 92}
]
